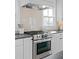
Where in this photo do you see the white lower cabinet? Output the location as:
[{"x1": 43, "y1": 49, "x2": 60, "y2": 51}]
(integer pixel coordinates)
[
  {"x1": 24, "y1": 38, "x2": 32, "y2": 59},
  {"x1": 15, "y1": 37, "x2": 32, "y2": 59},
  {"x1": 15, "y1": 39, "x2": 24, "y2": 59},
  {"x1": 51, "y1": 33, "x2": 63, "y2": 55},
  {"x1": 15, "y1": 46, "x2": 24, "y2": 59}
]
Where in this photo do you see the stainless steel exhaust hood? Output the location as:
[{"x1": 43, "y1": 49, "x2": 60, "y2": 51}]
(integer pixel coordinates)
[{"x1": 22, "y1": 3, "x2": 49, "y2": 10}]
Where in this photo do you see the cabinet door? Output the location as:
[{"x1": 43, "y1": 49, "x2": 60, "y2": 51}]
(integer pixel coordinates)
[
  {"x1": 15, "y1": 39, "x2": 23, "y2": 47},
  {"x1": 24, "y1": 37, "x2": 32, "y2": 59},
  {"x1": 15, "y1": 46, "x2": 23, "y2": 59},
  {"x1": 15, "y1": 39, "x2": 24, "y2": 59},
  {"x1": 54, "y1": 37, "x2": 63, "y2": 54},
  {"x1": 51, "y1": 33, "x2": 63, "y2": 55}
]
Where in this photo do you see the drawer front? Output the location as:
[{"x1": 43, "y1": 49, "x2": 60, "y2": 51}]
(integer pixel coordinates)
[
  {"x1": 15, "y1": 39, "x2": 24, "y2": 47},
  {"x1": 54, "y1": 33, "x2": 63, "y2": 39}
]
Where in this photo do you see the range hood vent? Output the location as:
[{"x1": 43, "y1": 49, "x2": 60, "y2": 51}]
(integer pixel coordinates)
[{"x1": 22, "y1": 3, "x2": 49, "y2": 10}]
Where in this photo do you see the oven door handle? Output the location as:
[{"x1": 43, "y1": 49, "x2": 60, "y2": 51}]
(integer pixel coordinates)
[{"x1": 34, "y1": 39, "x2": 51, "y2": 43}]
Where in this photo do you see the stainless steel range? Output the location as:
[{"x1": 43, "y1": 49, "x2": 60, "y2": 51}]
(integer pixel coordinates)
[{"x1": 24, "y1": 31, "x2": 52, "y2": 59}]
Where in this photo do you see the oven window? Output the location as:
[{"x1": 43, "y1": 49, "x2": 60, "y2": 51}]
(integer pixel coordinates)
[{"x1": 37, "y1": 41, "x2": 51, "y2": 55}]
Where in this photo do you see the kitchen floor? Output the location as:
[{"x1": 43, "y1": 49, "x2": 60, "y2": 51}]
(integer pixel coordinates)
[
  {"x1": 52, "y1": 51, "x2": 63, "y2": 59},
  {"x1": 43, "y1": 51, "x2": 63, "y2": 59}
]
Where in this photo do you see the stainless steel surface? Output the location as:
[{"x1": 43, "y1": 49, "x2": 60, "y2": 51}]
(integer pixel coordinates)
[
  {"x1": 33, "y1": 38, "x2": 52, "y2": 59},
  {"x1": 22, "y1": 3, "x2": 49, "y2": 10},
  {"x1": 34, "y1": 39, "x2": 51, "y2": 43},
  {"x1": 24, "y1": 31, "x2": 44, "y2": 40},
  {"x1": 40, "y1": 54, "x2": 52, "y2": 59},
  {"x1": 24, "y1": 31, "x2": 52, "y2": 59},
  {"x1": 33, "y1": 34, "x2": 43, "y2": 40}
]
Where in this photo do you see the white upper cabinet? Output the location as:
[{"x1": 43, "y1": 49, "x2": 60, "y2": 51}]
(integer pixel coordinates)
[{"x1": 19, "y1": 0, "x2": 56, "y2": 7}]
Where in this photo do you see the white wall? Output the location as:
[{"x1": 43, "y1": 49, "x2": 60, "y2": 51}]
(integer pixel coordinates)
[
  {"x1": 15, "y1": 0, "x2": 21, "y2": 31},
  {"x1": 57, "y1": 0, "x2": 63, "y2": 21}
]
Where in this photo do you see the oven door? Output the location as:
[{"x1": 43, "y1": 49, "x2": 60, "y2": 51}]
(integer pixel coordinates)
[{"x1": 33, "y1": 39, "x2": 52, "y2": 59}]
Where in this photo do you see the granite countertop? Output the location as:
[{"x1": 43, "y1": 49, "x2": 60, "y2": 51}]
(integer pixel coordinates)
[
  {"x1": 15, "y1": 34, "x2": 32, "y2": 40},
  {"x1": 49, "y1": 30, "x2": 63, "y2": 34}
]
